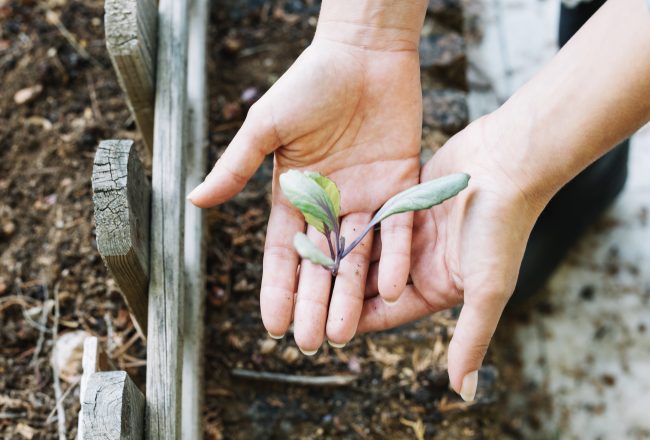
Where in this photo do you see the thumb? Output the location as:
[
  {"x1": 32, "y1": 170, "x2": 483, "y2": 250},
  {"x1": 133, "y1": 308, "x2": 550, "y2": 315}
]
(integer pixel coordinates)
[
  {"x1": 447, "y1": 289, "x2": 507, "y2": 402},
  {"x1": 188, "y1": 102, "x2": 280, "y2": 207}
]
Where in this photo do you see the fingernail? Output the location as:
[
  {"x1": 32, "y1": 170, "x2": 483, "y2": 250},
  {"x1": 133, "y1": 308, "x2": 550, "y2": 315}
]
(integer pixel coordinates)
[
  {"x1": 460, "y1": 370, "x2": 478, "y2": 402},
  {"x1": 327, "y1": 340, "x2": 346, "y2": 349},
  {"x1": 382, "y1": 297, "x2": 398, "y2": 306},
  {"x1": 267, "y1": 331, "x2": 285, "y2": 340},
  {"x1": 299, "y1": 347, "x2": 318, "y2": 356},
  {"x1": 186, "y1": 182, "x2": 204, "y2": 200}
]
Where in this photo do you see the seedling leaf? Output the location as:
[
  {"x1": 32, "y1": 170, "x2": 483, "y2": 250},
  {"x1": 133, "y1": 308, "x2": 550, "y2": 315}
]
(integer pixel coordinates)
[
  {"x1": 370, "y1": 173, "x2": 470, "y2": 227},
  {"x1": 280, "y1": 170, "x2": 339, "y2": 233},
  {"x1": 304, "y1": 171, "x2": 340, "y2": 219},
  {"x1": 293, "y1": 232, "x2": 335, "y2": 268}
]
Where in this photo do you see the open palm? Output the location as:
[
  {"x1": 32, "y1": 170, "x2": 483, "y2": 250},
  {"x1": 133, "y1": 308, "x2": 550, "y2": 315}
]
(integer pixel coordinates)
[{"x1": 190, "y1": 38, "x2": 422, "y2": 352}]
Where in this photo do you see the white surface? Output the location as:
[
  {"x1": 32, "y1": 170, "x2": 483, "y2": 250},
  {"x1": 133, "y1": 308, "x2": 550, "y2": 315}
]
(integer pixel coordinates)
[
  {"x1": 466, "y1": 0, "x2": 559, "y2": 119},
  {"x1": 466, "y1": 1, "x2": 650, "y2": 438},
  {"x1": 516, "y1": 126, "x2": 650, "y2": 438}
]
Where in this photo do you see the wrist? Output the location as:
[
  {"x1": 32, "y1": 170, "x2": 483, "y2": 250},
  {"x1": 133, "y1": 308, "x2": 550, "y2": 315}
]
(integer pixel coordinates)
[
  {"x1": 483, "y1": 92, "x2": 585, "y2": 212},
  {"x1": 315, "y1": 0, "x2": 427, "y2": 51}
]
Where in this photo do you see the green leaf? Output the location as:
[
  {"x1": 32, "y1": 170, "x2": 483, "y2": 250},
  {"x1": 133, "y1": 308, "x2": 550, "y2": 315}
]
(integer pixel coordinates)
[
  {"x1": 279, "y1": 170, "x2": 340, "y2": 233},
  {"x1": 293, "y1": 232, "x2": 335, "y2": 268},
  {"x1": 370, "y1": 173, "x2": 470, "y2": 226},
  {"x1": 304, "y1": 171, "x2": 340, "y2": 219}
]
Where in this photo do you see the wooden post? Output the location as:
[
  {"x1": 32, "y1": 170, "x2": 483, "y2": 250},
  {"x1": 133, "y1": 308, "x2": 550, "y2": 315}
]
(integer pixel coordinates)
[
  {"x1": 77, "y1": 337, "x2": 115, "y2": 439},
  {"x1": 92, "y1": 140, "x2": 150, "y2": 336},
  {"x1": 181, "y1": 0, "x2": 209, "y2": 437},
  {"x1": 146, "y1": 0, "x2": 189, "y2": 437},
  {"x1": 105, "y1": 0, "x2": 157, "y2": 155},
  {"x1": 82, "y1": 371, "x2": 145, "y2": 440}
]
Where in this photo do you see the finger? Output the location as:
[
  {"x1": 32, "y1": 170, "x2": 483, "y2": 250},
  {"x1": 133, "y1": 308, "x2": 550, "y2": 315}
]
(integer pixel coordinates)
[
  {"x1": 357, "y1": 285, "x2": 446, "y2": 333},
  {"x1": 188, "y1": 101, "x2": 279, "y2": 207},
  {"x1": 326, "y1": 212, "x2": 373, "y2": 347},
  {"x1": 260, "y1": 201, "x2": 304, "y2": 338},
  {"x1": 447, "y1": 290, "x2": 508, "y2": 402},
  {"x1": 364, "y1": 262, "x2": 379, "y2": 297},
  {"x1": 378, "y1": 212, "x2": 413, "y2": 303},
  {"x1": 293, "y1": 226, "x2": 332, "y2": 355}
]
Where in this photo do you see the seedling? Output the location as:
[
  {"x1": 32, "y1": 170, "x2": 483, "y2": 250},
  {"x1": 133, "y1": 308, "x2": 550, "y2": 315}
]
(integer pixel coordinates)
[{"x1": 279, "y1": 170, "x2": 470, "y2": 276}]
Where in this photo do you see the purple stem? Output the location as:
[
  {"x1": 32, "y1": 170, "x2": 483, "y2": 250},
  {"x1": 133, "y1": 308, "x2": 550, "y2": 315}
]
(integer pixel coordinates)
[
  {"x1": 340, "y1": 222, "x2": 374, "y2": 259},
  {"x1": 324, "y1": 226, "x2": 336, "y2": 261}
]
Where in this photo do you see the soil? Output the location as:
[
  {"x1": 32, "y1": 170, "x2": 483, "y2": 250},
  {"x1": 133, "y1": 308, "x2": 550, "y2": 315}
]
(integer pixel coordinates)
[{"x1": 0, "y1": 0, "x2": 534, "y2": 439}]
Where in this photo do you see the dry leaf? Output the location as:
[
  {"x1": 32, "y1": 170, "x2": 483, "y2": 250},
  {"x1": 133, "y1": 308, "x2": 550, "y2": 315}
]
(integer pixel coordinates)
[
  {"x1": 259, "y1": 339, "x2": 277, "y2": 354},
  {"x1": 15, "y1": 423, "x2": 35, "y2": 439},
  {"x1": 50, "y1": 330, "x2": 90, "y2": 383},
  {"x1": 13, "y1": 84, "x2": 43, "y2": 105},
  {"x1": 400, "y1": 417, "x2": 426, "y2": 440}
]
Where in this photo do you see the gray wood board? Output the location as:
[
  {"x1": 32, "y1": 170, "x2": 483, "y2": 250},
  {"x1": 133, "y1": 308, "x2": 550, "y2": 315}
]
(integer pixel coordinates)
[
  {"x1": 105, "y1": 0, "x2": 157, "y2": 155},
  {"x1": 145, "y1": 0, "x2": 189, "y2": 438},
  {"x1": 92, "y1": 139, "x2": 150, "y2": 336}
]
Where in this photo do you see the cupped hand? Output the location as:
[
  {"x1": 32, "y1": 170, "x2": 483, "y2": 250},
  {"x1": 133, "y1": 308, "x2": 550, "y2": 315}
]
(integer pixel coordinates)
[
  {"x1": 189, "y1": 37, "x2": 422, "y2": 352},
  {"x1": 358, "y1": 115, "x2": 548, "y2": 400}
]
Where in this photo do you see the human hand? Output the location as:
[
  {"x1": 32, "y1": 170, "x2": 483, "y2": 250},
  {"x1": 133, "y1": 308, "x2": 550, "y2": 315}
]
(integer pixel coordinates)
[
  {"x1": 356, "y1": 0, "x2": 650, "y2": 400},
  {"x1": 189, "y1": 1, "x2": 428, "y2": 353},
  {"x1": 358, "y1": 114, "x2": 548, "y2": 401}
]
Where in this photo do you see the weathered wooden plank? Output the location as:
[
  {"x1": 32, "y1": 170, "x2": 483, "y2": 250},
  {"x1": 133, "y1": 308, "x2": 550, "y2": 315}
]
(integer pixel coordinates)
[
  {"x1": 82, "y1": 371, "x2": 145, "y2": 440},
  {"x1": 105, "y1": 0, "x2": 157, "y2": 155},
  {"x1": 92, "y1": 140, "x2": 150, "y2": 336},
  {"x1": 77, "y1": 337, "x2": 113, "y2": 439},
  {"x1": 145, "y1": 0, "x2": 189, "y2": 437},
  {"x1": 181, "y1": 0, "x2": 209, "y2": 437}
]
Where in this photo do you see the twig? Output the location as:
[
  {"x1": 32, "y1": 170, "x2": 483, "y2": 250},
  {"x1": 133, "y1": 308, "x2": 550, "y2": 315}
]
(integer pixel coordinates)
[
  {"x1": 86, "y1": 71, "x2": 103, "y2": 121},
  {"x1": 45, "y1": 379, "x2": 79, "y2": 424},
  {"x1": 231, "y1": 369, "x2": 357, "y2": 386},
  {"x1": 14, "y1": 280, "x2": 51, "y2": 335},
  {"x1": 104, "y1": 312, "x2": 115, "y2": 357},
  {"x1": 400, "y1": 417, "x2": 426, "y2": 440},
  {"x1": 121, "y1": 360, "x2": 148, "y2": 368},
  {"x1": 237, "y1": 43, "x2": 274, "y2": 58},
  {"x1": 0, "y1": 411, "x2": 28, "y2": 419},
  {"x1": 29, "y1": 284, "x2": 51, "y2": 382},
  {"x1": 44, "y1": 9, "x2": 99, "y2": 66},
  {"x1": 51, "y1": 282, "x2": 67, "y2": 440},
  {"x1": 111, "y1": 329, "x2": 142, "y2": 359},
  {"x1": 0, "y1": 295, "x2": 38, "y2": 313}
]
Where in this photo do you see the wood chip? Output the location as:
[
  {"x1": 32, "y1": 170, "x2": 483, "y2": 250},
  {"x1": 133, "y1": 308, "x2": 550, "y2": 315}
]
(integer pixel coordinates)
[{"x1": 13, "y1": 85, "x2": 43, "y2": 105}]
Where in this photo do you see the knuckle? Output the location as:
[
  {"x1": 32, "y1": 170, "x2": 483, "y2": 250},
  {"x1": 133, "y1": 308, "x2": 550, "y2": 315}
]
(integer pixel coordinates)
[
  {"x1": 263, "y1": 243, "x2": 296, "y2": 260},
  {"x1": 475, "y1": 288, "x2": 509, "y2": 308},
  {"x1": 380, "y1": 221, "x2": 412, "y2": 235},
  {"x1": 221, "y1": 163, "x2": 249, "y2": 187},
  {"x1": 449, "y1": 335, "x2": 490, "y2": 365},
  {"x1": 343, "y1": 248, "x2": 370, "y2": 266},
  {"x1": 246, "y1": 101, "x2": 264, "y2": 120}
]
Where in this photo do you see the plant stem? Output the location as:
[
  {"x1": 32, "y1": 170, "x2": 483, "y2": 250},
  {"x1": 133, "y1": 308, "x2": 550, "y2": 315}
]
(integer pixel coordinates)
[
  {"x1": 340, "y1": 223, "x2": 374, "y2": 259},
  {"x1": 324, "y1": 226, "x2": 336, "y2": 261}
]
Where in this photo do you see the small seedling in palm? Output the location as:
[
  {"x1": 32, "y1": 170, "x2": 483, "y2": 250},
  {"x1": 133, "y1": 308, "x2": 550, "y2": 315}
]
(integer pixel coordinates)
[{"x1": 280, "y1": 170, "x2": 470, "y2": 276}]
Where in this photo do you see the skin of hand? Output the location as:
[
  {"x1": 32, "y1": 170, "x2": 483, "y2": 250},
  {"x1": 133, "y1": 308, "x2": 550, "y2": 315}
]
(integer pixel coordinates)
[
  {"x1": 359, "y1": 0, "x2": 650, "y2": 401},
  {"x1": 360, "y1": 115, "x2": 545, "y2": 402},
  {"x1": 188, "y1": 0, "x2": 428, "y2": 353}
]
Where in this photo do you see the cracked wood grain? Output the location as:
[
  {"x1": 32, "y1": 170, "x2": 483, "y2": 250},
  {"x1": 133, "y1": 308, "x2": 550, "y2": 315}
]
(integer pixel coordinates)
[
  {"x1": 145, "y1": 0, "x2": 189, "y2": 438},
  {"x1": 82, "y1": 371, "x2": 145, "y2": 440},
  {"x1": 92, "y1": 140, "x2": 150, "y2": 336},
  {"x1": 105, "y1": 0, "x2": 157, "y2": 155},
  {"x1": 77, "y1": 337, "x2": 116, "y2": 439}
]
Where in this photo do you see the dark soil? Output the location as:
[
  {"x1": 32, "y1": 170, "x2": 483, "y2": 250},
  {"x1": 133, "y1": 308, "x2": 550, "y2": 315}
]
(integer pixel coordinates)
[{"x1": 0, "y1": 0, "x2": 531, "y2": 438}]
